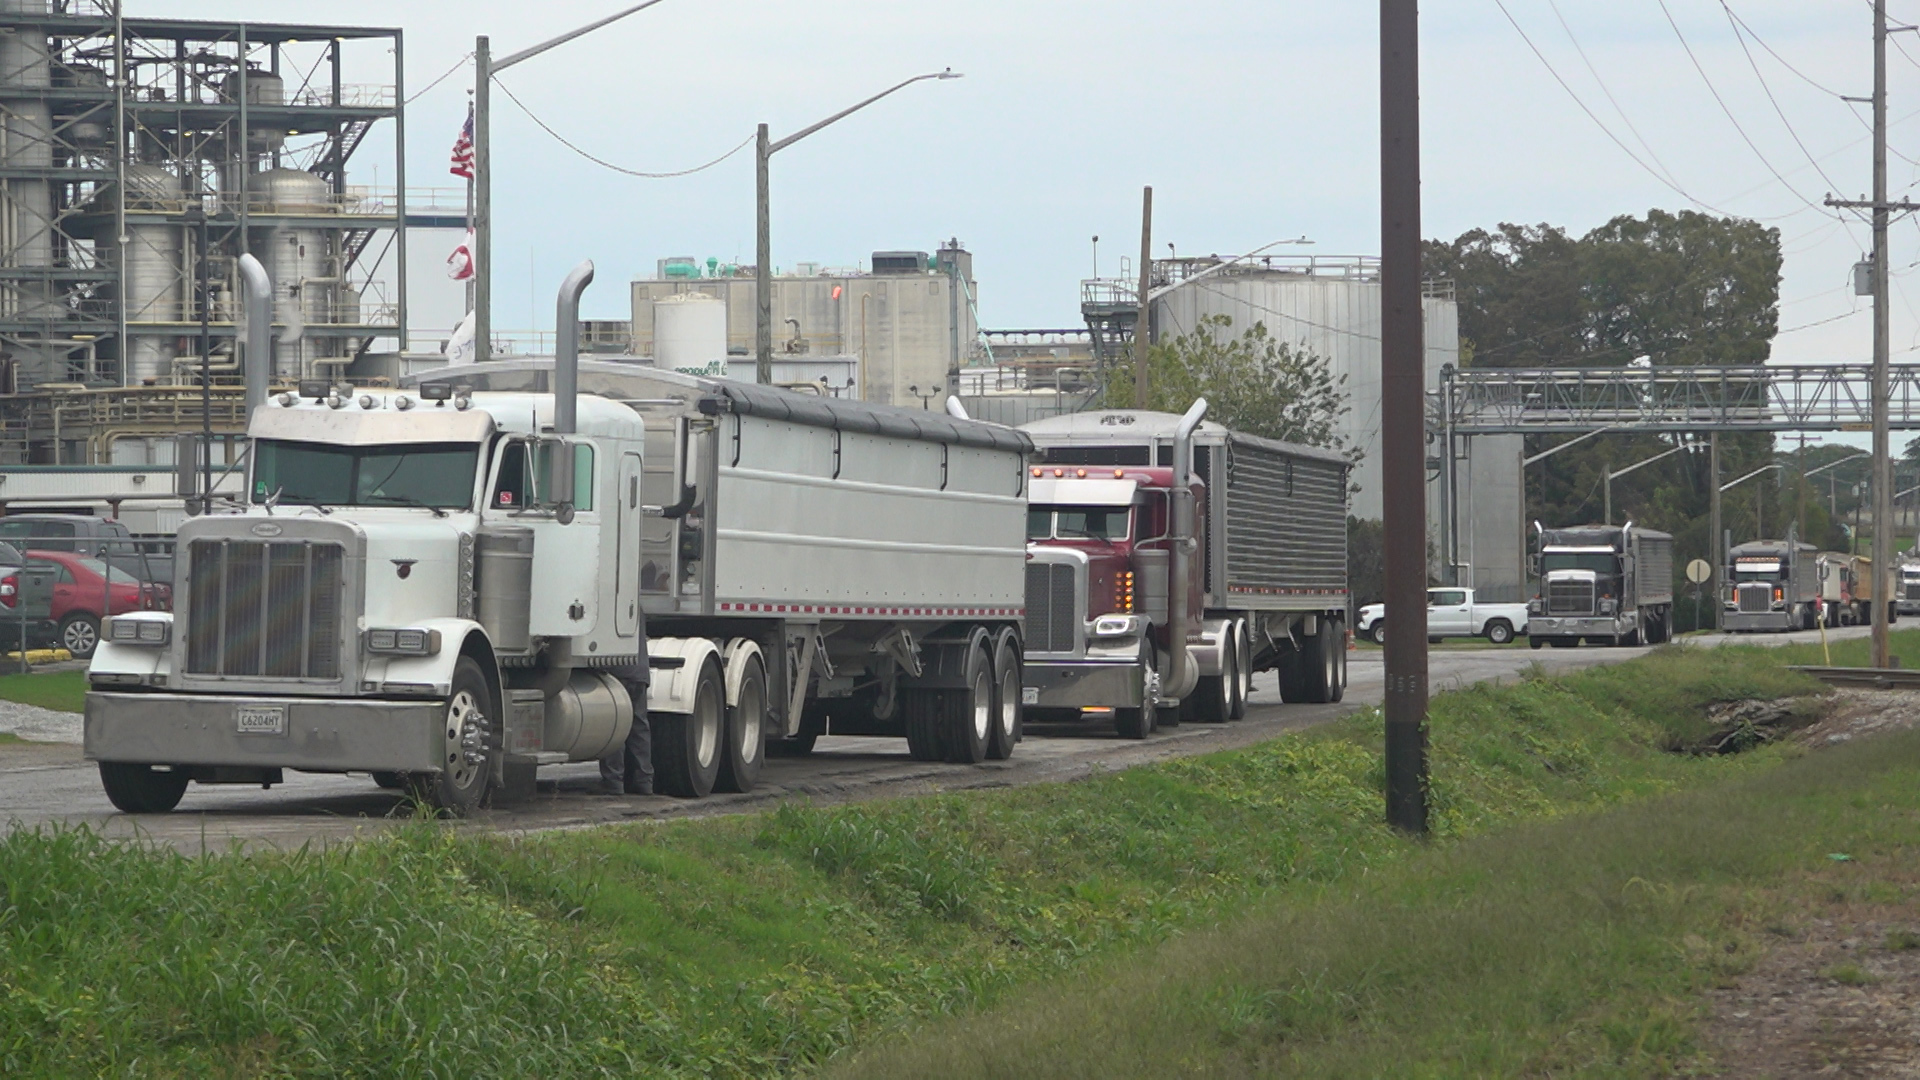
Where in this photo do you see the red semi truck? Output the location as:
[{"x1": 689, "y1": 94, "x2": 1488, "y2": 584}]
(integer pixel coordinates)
[{"x1": 1018, "y1": 402, "x2": 1351, "y2": 736}]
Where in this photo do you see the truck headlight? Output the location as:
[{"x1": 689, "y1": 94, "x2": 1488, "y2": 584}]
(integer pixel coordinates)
[
  {"x1": 108, "y1": 617, "x2": 169, "y2": 646},
  {"x1": 1091, "y1": 615, "x2": 1140, "y2": 638},
  {"x1": 365, "y1": 627, "x2": 442, "y2": 656}
]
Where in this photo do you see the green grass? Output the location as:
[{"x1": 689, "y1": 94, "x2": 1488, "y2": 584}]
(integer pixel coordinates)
[
  {"x1": 0, "y1": 733, "x2": 25, "y2": 745},
  {"x1": 835, "y1": 726, "x2": 1920, "y2": 1079},
  {"x1": 0, "y1": 669, "x2": 85, "y2": 714},
  {"x1": 0, "y1": 646, "x2": 1838, "y2": 1077}
]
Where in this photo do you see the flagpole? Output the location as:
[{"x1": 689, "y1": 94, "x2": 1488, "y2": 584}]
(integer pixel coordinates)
[{"x1": 464, "y1": 95, "x2": 475, "y2": 323}]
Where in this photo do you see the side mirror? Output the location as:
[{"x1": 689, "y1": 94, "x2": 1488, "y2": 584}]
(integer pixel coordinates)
[
  {"x1": 544, "y1": 439, "x2": 575, "y2": 526},
  {"x1": 1527, "y1": 555, "x2": 1540, "y2": 578},
  {"x1": 174, "y1": 434, "x2": 200, "y2": 509}
]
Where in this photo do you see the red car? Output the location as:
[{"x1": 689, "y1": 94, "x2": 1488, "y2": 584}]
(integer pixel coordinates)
[{"x1": 0, "y1": 549, "x2": 169, "y2": 659}]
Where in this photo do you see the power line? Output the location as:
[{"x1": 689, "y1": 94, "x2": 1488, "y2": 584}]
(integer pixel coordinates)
[
  {"x1": 1720, "y1": 5, "x2": 1858, "y2": 215},
  {"x1": 1655, "y1": 0, "x2": 1842, "y2": 220},
  {"x1": 1545, "y1": 0, "x2": 1683, "y2": 191},
  {"x1": 1724, "y1": 2, "x2": 1920, "y2": 169},
  {"x1": 1490, "y1": 0, "x2": 1749, "y2": 218},
  {"x1": 493, "y1": 76, "x2": 754, "y2": 179},
  {"x1": 406, "y1": 53, "x2": 472, "y2": 106}
]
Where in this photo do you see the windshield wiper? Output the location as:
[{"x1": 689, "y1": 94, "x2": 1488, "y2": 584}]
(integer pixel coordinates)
[
  {"x1": 1055, "y1": 526, "x2": 1115, "y2": 545},
  {"x1": 362, "y1": 494, "x2": 448, "y2": 518}
]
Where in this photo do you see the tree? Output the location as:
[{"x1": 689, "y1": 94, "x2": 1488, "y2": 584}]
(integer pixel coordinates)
[{"x1": 1098, "y1": 314, "x2": 1352, "y2": 453}]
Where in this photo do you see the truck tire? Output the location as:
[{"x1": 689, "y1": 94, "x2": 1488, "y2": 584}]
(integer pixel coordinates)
[
  {"x1": 987, "y1": 632, "x2": 1022, "y2": 761},
  {"x1": 715, "y1": 656, "x2": 767, "y2": 794},
  {"x1": 1230, "y1": 620, "x2": 1254, "y2": 719},
  {"x1": 1190, "y1": 635, "x2": 1236, "y2": 723},
  {"x1": 371, "y1": 772, "x2": 406, "y2": 790},
  {"x1": 941, "y1": 640, "x2": 994, "y2": 765},
  {"x1": 903, "y1": 690, "x2": 944, "y2": 761},
  {"x1": 60, "y1": 612, "x2": 100, "y2": 659},
  {"x1": 1328, "y1": 615, "x2": 1347, "y2": 703},
  {"x1": 98, "y1": 762, "x2": 188, "y2": 814},
  {"x1": 406, "y1": 656, "x2": 494, "y2": 816},
  {"x1": 653, "y1": 657, "x2": 725, "y2": 798},
  {"x1": 1485, "y1": 619, "x2": 1514, "y2": 646},
  {"x1": 1304, "y1": 624, "x2": 1337, "y2": 704},
  {"x1": 1277, "y1": 644, "x2": 1309, "y2": 703},
  {"x1": 1114, "y1": 704, "x2": 1152, "y2": 739}
]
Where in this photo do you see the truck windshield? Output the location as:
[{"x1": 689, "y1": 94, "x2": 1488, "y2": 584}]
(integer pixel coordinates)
[
  {"x1": 253, "y1": 439, "x2": 479, "y2": 510},
  {"x1": 1028, "y1": 506, "x2": 1131, "y2": 541},
  {"x1": 1540, "y1": 552, "x2": 1616, "y2": 574}
]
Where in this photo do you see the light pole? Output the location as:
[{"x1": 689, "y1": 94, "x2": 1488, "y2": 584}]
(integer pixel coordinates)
[
  {"x1": 756, "y1": 69, "x2": 962, "y2": 384},
  {"x1": 474, "y1": 0, "x2": 676, "y2": 365},
  {"x1": 1805, "y1": 451, "x2": 1869, "y2": 527},
  {"x1": 1603, "y1": 442, "x2": 1689, "y2": 526},
  {"x1": 1720, "y1": 462, "x2": 1783, "y2": 495}
]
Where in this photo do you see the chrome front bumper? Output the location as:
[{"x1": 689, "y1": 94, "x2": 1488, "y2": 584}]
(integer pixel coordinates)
[
  {"x1": 1527, "y1": 615, "x2": 1627, "y2": 637},
  {"x1": 1021, "y1": 660, "x2": 1147, "y2": 710},
  {"x1": 1721, "y1": 611, "x2": 1796, "y2": 633},
  {"x1": 85, "y1": 691, "x2": 447, "y2": 773}
]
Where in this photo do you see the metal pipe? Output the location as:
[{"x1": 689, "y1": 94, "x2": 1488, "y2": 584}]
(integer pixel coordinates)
[
  {"x1": 553, "y1": 259, "x2": 594, "y2": 436},
  {"x1": 237, "y1": 254, "x2": 272, "y2": 419},
  {"x1": 1166, "y1": 397, "x2": 1208, "y2": 702}
]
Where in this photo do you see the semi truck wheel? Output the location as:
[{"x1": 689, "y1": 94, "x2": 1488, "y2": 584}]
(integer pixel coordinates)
[
  {"x1": 653, "y1": 657, "x2": 725, "y2": 798},
  {"x1": 1231, "y1": 620, "x2": 1254, "y2": 719},
  {"x1": 987, "y1": 632, "x2": 1022, "y2": 760},
  {"x1": 1328, "y1": 615, "x2": 1348, "y2": 703},
  {"x1": 941, "y1": 640, "x2": 994, "y2": 765},
  {"x1": 1303, "y1": 624, "x2": 1337, "y2": 704},
  {"x1": 903, "y1": 690, "x2": 944, "y2": 761},
  {"x1": 715, "y1": 657, "x2": 767, "y2": 794},
  {"x1": 1113, "y1": 704, "x2": 1152, "y2": 739},
  {"x1": 1190, "y1": 636, "x2": 1236, "y2": 723},
  {"x1": 407, "y1": 657, "x2": 494, "y2": 816},
  {"x1": 98, "y1": 762, "x2": 188, "y2": 814},
  {"x1": 1485, "y1": 619, "x2": 1514, "y2": 645}
]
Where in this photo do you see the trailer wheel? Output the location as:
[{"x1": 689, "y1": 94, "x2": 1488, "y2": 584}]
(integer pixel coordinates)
[
  {"x1": 942, "y1": 639, "x2": 994, "y2": 765},
  {"x1": 1328, "y1": 615, "x2": 1347, "y2": 703},
  {"x1": 904, "y1": 690, "x2": 944, "y2": 761},
  {"x1": 987, "y1": 632, "x2": 1022, "y2": 761},
  {"x1": 1189, "y1": 634, "x2": 1236, "y2": 723},
  {"x1": 653, "y1": 657, "x2": 725, "y2": 798},
  {"x1": 715, "y1": 656, "x2": 767, "y2": 794},
  {"x1": 98, "y1": 762, "x2": 188, "y2": 814},
  {"x1": 1304, "y1": 623, "x2": 1337, "y2": 704},
  {"x1": 406, "y1": 657, "x2": 494, "y2": 817},
  {"x1": 1227, "y1": 620, "x2": 1252, "y2": 720}
]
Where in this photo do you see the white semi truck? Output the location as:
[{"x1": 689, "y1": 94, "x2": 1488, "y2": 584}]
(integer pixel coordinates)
[{"x1": 83, "y1": 263, "x2": 1032, "y2": 814}]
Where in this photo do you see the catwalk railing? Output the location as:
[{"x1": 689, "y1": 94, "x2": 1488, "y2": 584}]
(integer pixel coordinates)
[{"x1": 1442, "y1": 363, "x2": 1920, "y2": 434}]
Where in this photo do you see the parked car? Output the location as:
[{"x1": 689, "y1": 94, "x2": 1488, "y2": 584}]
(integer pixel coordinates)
[
  {"x1": 1356, "y1": 587, "x2": 1531, "y2": 646},
  {"x1": 0, "y1": 514, "x2": 173, "y2": 586},
  {"x1": 0, "y1": 541, "x2": 22, "y2": 632},
  {"x1": 11, "y1": 549, "x2": 167, "y2": 658}
]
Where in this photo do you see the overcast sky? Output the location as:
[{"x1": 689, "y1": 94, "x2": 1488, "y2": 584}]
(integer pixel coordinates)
[{"x1": 188, "y1": 0, "x2": 1913, "y2": 382}]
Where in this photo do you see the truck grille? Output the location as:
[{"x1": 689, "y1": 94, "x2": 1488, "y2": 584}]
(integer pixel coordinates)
[
  {"x1": 1905, "y1": 582, "x2": 1920, "y2": 602},
  {"x1": 1546, "y1": 579, "x2": 1594, "y2": 615},
  {"x1": 186, "y1": 539, "x2": 345, "y2": 679},
  {"x1": 1737, "y1": 584, "x2": 1773, "y2": 614},
  {"x1": 1024, "y1": 563, "x2": 1078, "y2": 654}
]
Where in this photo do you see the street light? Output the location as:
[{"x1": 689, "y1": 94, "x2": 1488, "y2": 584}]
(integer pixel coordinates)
[
  {"x1": 756, "y1": 69, "x2": 962, "y2": 384},
  {"x1": 473, "y1": 0, "x2": 677, "y2": 364},
  {"x1": 1720, "y1": 462, "x2": 1783, "y2": 493},
  {"x1": 1603, "y1": 442, "x2": 1689, "y2": 526}
]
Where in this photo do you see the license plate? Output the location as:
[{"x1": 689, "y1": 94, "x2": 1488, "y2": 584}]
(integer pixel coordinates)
[
  {"x1": 235, "y1": 705, "x2": 286, "y2": 736},
  {"x1": 1022, "y1": 687, "x2": 1039, "y2": 705}
]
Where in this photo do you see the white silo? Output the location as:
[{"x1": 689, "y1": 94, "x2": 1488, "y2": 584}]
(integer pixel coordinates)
[{"x1": 653, "y1": 292, "x2": 727, "y2": 371}]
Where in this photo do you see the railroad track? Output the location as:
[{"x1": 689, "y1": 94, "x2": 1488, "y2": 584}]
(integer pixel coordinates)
[{"x1": 1788, "y1": 665, "x2": 1920, "y2": 690}]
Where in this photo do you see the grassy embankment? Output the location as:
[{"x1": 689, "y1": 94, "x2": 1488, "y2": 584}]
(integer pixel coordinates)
[
  {"x1": 0, "y1": 640, "x2": 1900, "y2": 1076},
  {"x1": 0, "y1": 668, "x2": 85, "y2": 713}
]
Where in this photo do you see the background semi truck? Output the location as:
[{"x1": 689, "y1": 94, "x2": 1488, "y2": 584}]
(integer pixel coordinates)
[
  {"x1": 84, "y1": 282, "x2": 1033, "y2": 814},
  {"x1": 1722, "y1": 535, "x2": 1818, "y2": 633},
  {"x1": 1526, "y1": 522, "x2": 1675, "y2": 647},
  {"x1": 1017, "y1": 406, "x2": 1350, "y2": 736}
]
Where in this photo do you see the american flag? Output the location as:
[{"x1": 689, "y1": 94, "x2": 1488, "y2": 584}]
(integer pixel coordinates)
[{"x1": 449, "y1": 106, "x2": 475, "y2": 180}]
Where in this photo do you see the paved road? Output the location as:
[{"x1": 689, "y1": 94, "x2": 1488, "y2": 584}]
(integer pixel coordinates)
[{"x1": 0, "y1": 626, "x2": 1872, "y2": 853}]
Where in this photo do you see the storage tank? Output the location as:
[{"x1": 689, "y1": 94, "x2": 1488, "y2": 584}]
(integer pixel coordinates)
[
  {"x1": 0, "y1": 0, "x2": 57, "y2": 371},
  {"x1": 219, "y1": 66, "x2": 285, "y2": 153},
  {"x1": 653, "y1": 292, "x2": 727, "y2": 369},
  {"x1": 240, "y1": 169, "x2": 342, "y2": 378},
  {"x1": 101, "y1": 165, "x2": 185, "y2": 382},
  {"x1": 56, "y1": 65, "x2": 110, "y2": 146}
]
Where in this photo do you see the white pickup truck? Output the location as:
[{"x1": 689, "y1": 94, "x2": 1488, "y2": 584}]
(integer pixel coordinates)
[{"x1": 1356, "y1": 588, "x2": 1530, "y2": 646}]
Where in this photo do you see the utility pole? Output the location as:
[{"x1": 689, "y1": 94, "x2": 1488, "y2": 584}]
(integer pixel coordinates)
[
  {"x1": 1380, "y1": 0, "x2": 1428, "y2": 835},
  {"x1": 1826, "y1": 0, "x2": 1919, "y2": 668},
  {"x1": 756, "y1": 122, "x2": 772, "y2": 383},
  {"x1": 1710, "y1": 433, "x2": 1721, "y2": 630},
  {"x1": 1132, "y1": 186, "x2": 1153, "y2": 409}
]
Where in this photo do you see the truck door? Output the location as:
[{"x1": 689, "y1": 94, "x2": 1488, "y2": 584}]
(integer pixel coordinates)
[
  {"x1": 1428, "y1": 589, "x2": 1470, "y2": 634},
  {"x1": 615, "y1": 452, "x2": 642, "y2": 638},
  {"x1": 484, "y1": 437, "x2": 602, "y2": 637}
]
